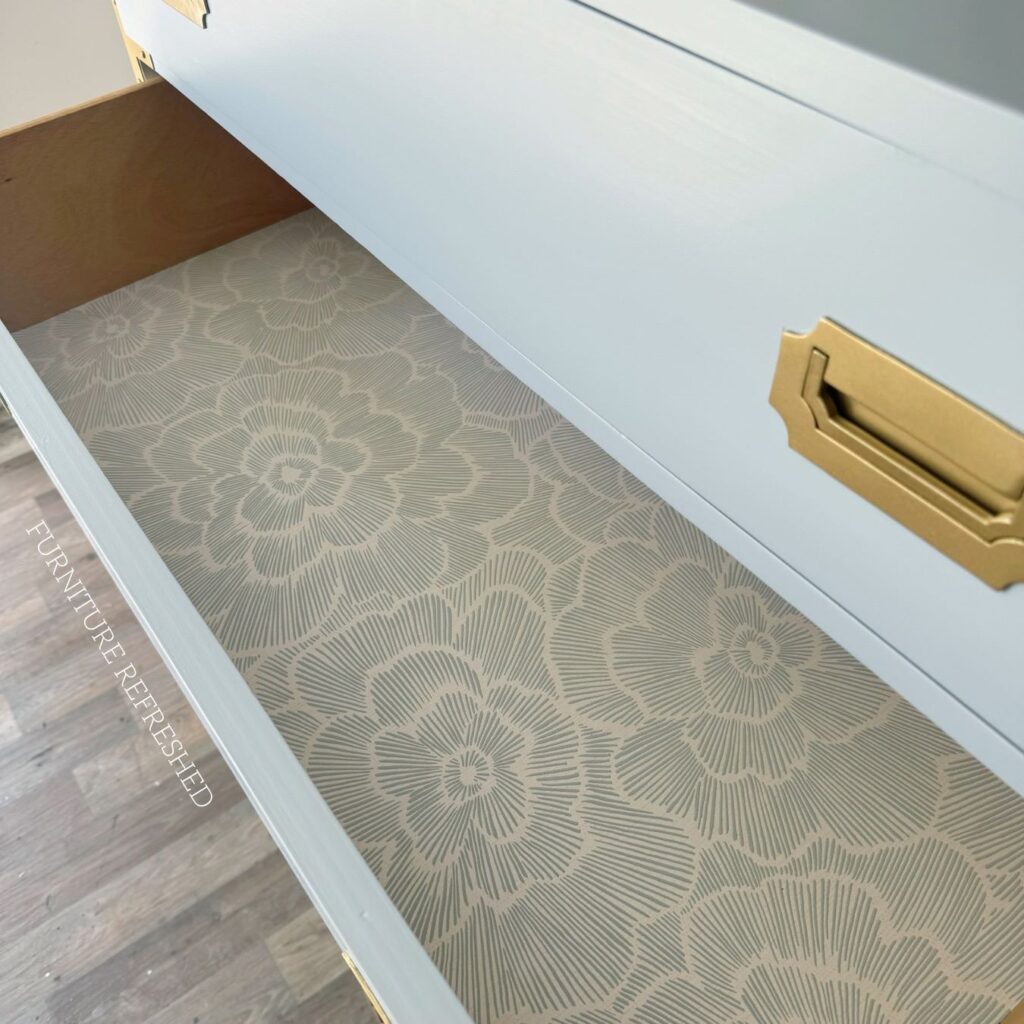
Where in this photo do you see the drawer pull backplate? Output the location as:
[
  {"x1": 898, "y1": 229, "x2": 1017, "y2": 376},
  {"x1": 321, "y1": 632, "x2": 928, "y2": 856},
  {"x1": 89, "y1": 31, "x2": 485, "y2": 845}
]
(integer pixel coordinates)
[
  {"x1": 770, "y1": 318, "x2": 1024, "y2": 588},
  {"x1": 159, "y1": 0, "x2": 209, "y2": 26}
]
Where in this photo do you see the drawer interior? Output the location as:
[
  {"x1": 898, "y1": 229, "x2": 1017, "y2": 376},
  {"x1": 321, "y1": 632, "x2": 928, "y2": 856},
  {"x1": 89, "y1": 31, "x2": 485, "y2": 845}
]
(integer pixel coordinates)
[
  {"x1": 0, "y1": 78, "x2": 309, "y2": 333},
  {"x1": 5, "y1": 83, "x2": 1024, "y2": 1024}
]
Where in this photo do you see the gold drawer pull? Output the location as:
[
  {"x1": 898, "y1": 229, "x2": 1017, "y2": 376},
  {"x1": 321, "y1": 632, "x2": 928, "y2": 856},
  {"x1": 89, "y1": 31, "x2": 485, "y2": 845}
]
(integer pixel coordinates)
[{"x1": 770, "y1": 318, "x2": 1024, "y2": 589}]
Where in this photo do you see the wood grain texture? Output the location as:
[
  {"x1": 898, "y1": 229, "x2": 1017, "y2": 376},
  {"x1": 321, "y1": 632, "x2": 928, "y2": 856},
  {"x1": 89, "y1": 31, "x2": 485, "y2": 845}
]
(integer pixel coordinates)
[
  {"x1": 0, "y1": 694, "x2": 22, "y2": 748},
  {"x1": 0, "y1": 78, "x2": 309, "y2": 331},
  {"x1": 0, "y1": 417, "x2": 375, "y2": 1024},
  {"x1": 267, "y1": 907, "x2": 348, "y2": 1003}
]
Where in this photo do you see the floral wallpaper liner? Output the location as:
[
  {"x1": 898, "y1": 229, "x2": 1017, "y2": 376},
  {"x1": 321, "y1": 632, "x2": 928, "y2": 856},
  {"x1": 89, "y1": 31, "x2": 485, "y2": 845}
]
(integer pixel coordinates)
[{"x1": 17, "y1": 210, "x2": 1024, "y2": 1024}]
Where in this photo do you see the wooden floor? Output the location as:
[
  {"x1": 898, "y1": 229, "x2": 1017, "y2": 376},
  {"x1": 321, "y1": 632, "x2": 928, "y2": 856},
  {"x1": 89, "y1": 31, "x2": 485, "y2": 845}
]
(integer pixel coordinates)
[{"x1": 0, "y1": 412, "x2": 377, "y2": 1024}]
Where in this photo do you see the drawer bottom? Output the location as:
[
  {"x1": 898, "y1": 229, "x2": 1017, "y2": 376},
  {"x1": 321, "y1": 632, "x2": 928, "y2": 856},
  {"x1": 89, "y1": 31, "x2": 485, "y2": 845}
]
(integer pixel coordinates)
[{"x1": 15, "y1": 210, "x2": 1024, "y2": 1023}]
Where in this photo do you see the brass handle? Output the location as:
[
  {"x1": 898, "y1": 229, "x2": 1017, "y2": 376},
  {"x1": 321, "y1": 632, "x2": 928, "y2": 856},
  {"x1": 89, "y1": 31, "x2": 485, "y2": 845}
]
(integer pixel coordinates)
[{"x1": 769, "y1": 318, "x2": 1024, "y2": 589}]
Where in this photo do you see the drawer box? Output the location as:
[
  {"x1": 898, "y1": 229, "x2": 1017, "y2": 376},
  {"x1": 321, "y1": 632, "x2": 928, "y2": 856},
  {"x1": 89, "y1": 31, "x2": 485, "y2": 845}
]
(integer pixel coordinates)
[
  {"x1": 4, "y1": 18, "x2": 1024, "y2": 1024},
  {"x1": 111, "y1": 0, "x2": 1024, "y2": 790}
]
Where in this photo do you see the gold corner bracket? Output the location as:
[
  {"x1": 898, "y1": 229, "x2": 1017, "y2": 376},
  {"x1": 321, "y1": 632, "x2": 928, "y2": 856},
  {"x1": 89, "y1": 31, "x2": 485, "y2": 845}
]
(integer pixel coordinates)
[
  {"x1": 341, "y1": 952, "x2": 392, "y2": 1023},
  {"x1": 160, "y1": 0, "x2": 210, "y2": 27},
  {"x1": 769, "y1": 318, "x2": 1024, "y2": 589},
  {"x1": 111, "y1": 2, "x2": 159, "y2": 82}
]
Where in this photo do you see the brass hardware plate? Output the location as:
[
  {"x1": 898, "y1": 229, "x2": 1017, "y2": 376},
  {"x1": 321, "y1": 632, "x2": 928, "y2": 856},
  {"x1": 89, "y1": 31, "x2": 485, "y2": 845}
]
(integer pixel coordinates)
[
  {"x1": 124, "y1": 38, "x2": 158, "y2": 83},
  {"x1": 159, "y1": 0, "x2": 210, "y2": 26},
  {"x1": 111, "y1": 2, "x2": 158, "y2": 82},
  {"x1": 770, "y1": 318, "x2": 1024, "y2": 589},
  {"x1": 342, "y1": 951, "x2": 391, "y2": 1023}
]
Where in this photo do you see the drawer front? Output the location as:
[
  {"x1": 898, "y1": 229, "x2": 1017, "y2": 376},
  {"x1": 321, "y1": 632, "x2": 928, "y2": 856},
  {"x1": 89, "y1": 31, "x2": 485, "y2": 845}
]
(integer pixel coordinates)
[
  {"x1": 568, "y1": 0, "x2": 1024, "y2": 207},
  {"x1": 112, "y1": 1, "x2": 1024, "y2": 788}
]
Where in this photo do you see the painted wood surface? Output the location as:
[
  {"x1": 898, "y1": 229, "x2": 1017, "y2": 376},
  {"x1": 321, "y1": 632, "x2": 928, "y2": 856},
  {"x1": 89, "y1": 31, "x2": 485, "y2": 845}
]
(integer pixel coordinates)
[
  {"x1": 577, "y1": 0, "x2": 1024, "y2": 207},
  {"x1": 743, "y1": 0, "x2": 1024, "y2": 113},
  {"x1": 113, "y1": 0, "x2": 1024, "y2": 794}
]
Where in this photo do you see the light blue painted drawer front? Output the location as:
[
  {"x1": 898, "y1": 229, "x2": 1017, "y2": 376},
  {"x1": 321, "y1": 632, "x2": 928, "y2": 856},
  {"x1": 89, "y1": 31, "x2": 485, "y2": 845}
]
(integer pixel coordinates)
[
  {"x1": 577, "y1": 0, "x2": 1024, "y2": 207},
  {"x1": 112, "y1": 0, "x2": 1024, "y2": 792}
]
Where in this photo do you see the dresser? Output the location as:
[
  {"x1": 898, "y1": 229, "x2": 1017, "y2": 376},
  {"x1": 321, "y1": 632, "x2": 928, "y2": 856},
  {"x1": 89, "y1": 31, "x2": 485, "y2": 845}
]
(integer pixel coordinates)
[{"x1": 2, "y1": 2, "x2": 1023, "y2": 1020}]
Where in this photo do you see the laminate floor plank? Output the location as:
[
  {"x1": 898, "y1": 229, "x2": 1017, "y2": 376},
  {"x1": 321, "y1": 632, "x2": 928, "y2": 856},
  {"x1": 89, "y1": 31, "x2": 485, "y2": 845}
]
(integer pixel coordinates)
[
  {"x1": 1, "y1": 423, "x2": 378, "y2": 1023},
  {"x1": 0, "y1": 413, "x2": 32, "y2": 463},
  {"x1": 0, "y1": 692, "x2": 23, "y2": 747},
  {"x1": 280, "y1": 970, "x2": 380, "y2": 1024},
  {"x1": 1, "y1": 799, "x2": 277, "y2": 1012},
  {"x1": 6, "y1": 752, "x2": 241, "y2": 945},
  {"x1": 266, "y1": 906, "x2": 349, "y2": 1003},
  {"x1": 0, "y1": 689, "x2": 136, "y2": 804},
  {"x1": 0, "y1": 774, "x2": 96, "y2": 939},
  {"x1": 71, "y1": 688, "x2": 215, "y2": 813},
  {"x1": 0, "y1": 451, "x2": 66, "y2": 502},
  {"x1": 0, "y1": 590, "x2": 47, "y2": 639},
  {"x1": 5, "y1": 636, "x2": 145, "y2": 737},
  {"x1": 141, "y1": 940, "x2": 297, "y2": 1024},
  {"x1": 48, "y1": 855, "x2": 309, "y2": 1024},
  {"x1": 0, "y1": 493, "x2": 61, "y2": 607},
  {"x1": 0, "y1": 568, "x2": 123, "y2": 678}
]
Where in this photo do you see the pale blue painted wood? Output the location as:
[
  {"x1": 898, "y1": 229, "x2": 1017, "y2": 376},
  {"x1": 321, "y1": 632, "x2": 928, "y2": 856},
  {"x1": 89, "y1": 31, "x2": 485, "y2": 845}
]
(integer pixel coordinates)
[
  {"x1": 578, "y1": 0, "x2": 1024, "y2": 207},
  {"x1": 744, "y1": 0, "x2": 1024, "y2": 113}
]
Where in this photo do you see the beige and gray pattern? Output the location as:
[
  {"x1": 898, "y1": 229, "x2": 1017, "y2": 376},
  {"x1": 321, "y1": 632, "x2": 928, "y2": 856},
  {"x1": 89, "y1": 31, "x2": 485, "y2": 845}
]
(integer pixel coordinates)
[{"x1": 17, "y1": 210, "x2": 1024, "y2": 1023}]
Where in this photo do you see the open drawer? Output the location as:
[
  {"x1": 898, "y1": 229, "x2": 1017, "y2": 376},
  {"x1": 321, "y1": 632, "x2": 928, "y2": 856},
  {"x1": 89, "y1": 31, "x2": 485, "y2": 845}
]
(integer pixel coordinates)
[
  {"x1": 3, "y1": 81, "x2": 1024, "y2": 1024},
  {"x1": 113, "y1": 0, "x2": 1024, "y2": 800}
]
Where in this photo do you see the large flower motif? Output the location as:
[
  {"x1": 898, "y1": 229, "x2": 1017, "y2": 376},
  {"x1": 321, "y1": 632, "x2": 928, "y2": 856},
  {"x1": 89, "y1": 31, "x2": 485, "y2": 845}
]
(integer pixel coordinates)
[
  {"x1": 155, "y1": 355, "x2": 420, "y2": 651},
  {"x1": 495, "y1": 420, "x2": 661, "y2": 563},
  {"x1": 192, "y1": 211, "x2": 406, "y2": 359},
  {"x1": 682, "y1": 859, "x2": 1007, "y2": 1024},
  {"x1": 406, "y1": 318, "x2": 561, "y2": 452},
  {"x1": 935, "y1": 756, "x2": 1024, "y2": 996},
  {"x1": 554, "y1": 506, "x2": 945, "y2": 858},
  {"x1": 292, "y1": 555, "x2": 696, "y2": 1023},
  {"x1": 552, "y1": 831, "x2": 1020, "y2": 1024},
  {"x1": 17, "y1": 279, "x2": 239, "y2": 436},
  {"x1": 91, "y1": 350, "x2": 531, "y2": 656}
]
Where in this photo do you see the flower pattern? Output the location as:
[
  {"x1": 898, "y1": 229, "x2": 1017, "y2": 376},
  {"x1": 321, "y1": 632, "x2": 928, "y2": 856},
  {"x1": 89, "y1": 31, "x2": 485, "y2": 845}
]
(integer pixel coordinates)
[
  {"x1": 553, "y1": 507, "x2": 946, "y2": 858},
  {"x1": 14, "y1": 277, "x2": 240, "y2": 436},
  {"x1": 17, "y1": 210, "x2": 1024, "y2": 1023},
  {"x1": 681, "y1": 841, "x2": 1007, "y2": 1024},
  {"x1": 89, "y1": 350, "x2": 528, "y2": 655},
  {"x1": 407, "y1": 320, "x2": 562, "y2": 452},
  {"x1": 295, "y1": 557, "x2": 695, "y2": 1022},
  {"x1": 188, "y1": 211, "x2": 407, "y2": 360}
]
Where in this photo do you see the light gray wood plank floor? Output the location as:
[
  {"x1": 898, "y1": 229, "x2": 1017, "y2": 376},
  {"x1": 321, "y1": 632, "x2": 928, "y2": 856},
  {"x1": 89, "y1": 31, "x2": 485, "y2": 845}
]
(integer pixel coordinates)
[{"x1": 0, "y1": 412, "x2": 378, "y2": 1024}]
